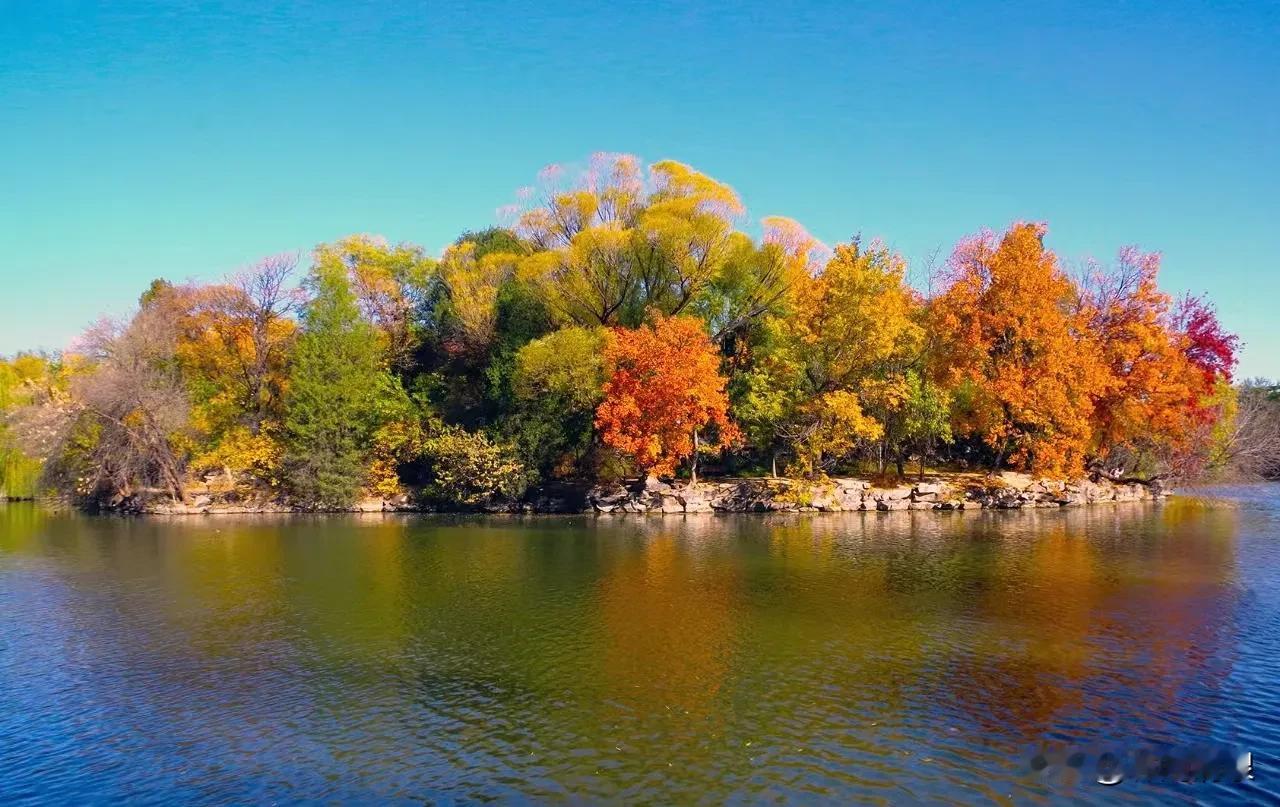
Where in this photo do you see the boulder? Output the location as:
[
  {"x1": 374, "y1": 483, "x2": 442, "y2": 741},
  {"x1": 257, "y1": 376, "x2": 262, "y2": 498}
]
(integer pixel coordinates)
[
  {"x1": 678, "y1": 488, "x2": 714, "y2": 513},
  {"x1": 642, "y1": 476, "x2": 672, "y2": 493},
  {"x1": 872, "y1": 485, "x2": 915, "y2": 502},
  {"x1": 877, "y1": 498, "x2": 910, "y2": 511},
  {"x1": 659, "y1": 493, "x2": 685, "y2": 514}
]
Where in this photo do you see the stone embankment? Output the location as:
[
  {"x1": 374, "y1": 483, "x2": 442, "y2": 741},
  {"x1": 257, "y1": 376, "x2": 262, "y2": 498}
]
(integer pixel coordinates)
[
  {"x1": 139, "y1": 473, "x2": 1165, "y2": 515},
  {"x1": 583, "y1": 473, "x2": 1166, "y2": 515}
]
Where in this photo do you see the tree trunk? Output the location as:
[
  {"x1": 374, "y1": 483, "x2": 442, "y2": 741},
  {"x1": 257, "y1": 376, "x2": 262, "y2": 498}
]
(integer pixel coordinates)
[
  {"x1": 771, "y1": 450, "x2": 778, "y2": 479},
  {"x1": 895, "y1": 452, "x2": 906, "y2": 479},
  {"x1": 690, "y1": 429, "x2": 700, "y2": 487}
]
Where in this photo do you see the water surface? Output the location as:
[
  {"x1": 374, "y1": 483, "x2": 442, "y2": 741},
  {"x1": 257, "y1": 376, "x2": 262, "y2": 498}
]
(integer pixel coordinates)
[{"x1": 2, "y1": 487, "x2": 1277, "y2": 803}]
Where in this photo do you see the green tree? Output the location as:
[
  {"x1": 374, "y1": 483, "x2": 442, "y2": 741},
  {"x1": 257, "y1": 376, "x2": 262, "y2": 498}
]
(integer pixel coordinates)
[
  {"x1": 509, "y1": 326, "x2": 608, "y2": 477},
  {"x1": 283, "y1": 263, "x2": 390, "y2": 508}
]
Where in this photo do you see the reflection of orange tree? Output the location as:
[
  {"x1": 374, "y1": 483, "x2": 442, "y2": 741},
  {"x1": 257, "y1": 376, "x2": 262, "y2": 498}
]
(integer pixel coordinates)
[
  {"x1": 949, "y1": 502, "x2": 1237, "y2": 740},
  {"x1": 597, "y1": 528, "x2": 740, "y2": 717},
  {"x1": 951, "y1": 519, "x2": 1099, "y2": 737}
]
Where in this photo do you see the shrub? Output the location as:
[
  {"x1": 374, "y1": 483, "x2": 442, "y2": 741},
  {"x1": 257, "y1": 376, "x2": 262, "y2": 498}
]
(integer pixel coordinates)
[{"x1": 420, "y1": 427, "x2": 531, "y2": 507}]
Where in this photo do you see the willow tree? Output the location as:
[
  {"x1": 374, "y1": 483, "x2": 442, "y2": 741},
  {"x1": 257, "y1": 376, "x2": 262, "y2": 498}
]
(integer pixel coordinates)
[
  {"x1": 312, "y1": 235, "x2": 435, "y2": 374},
  {"x1": 512, "y1": 154, "x2": 807, "y2": 332}
]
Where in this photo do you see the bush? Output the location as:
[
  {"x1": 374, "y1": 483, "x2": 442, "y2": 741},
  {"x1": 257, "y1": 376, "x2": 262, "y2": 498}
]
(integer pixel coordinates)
[{"x1": 420, "y1": 427, "x2": 531, "y2": 507}]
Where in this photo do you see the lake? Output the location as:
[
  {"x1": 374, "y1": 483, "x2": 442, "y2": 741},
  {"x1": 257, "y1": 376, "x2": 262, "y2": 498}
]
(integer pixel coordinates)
[{"x1": 1, "y1": 487, "x2": 1277, "y2": 803}]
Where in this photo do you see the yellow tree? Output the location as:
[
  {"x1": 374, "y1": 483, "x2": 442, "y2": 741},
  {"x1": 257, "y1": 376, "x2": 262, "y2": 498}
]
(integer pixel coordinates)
[
  {"x1": 739, "y1": 238, "x2": 923, "y2": 476},
  {"x1": 513, "y1": 153, "x2": 803, "y2": 333},
  {"x1": 435, "y1": 240, "x2": 517, "y2": 358},
  {"x1": 173, "y1": 256, "x2": 300, "y2": 490},
  {"x1": 312, "y1": 235, "x2": 435, "y2": 372}
]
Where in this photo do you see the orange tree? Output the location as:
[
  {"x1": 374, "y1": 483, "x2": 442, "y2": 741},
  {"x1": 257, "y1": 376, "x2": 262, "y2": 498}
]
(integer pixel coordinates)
[
  {"x1": 595, "y1": 313, "x2": 739, "y2": 481},
  {"x1": 1079, "y1": 247, "x2": 1208, "y2": 472},
  {"x1": 931, "y1": 222, "x2": 1107, "y2": 477}
]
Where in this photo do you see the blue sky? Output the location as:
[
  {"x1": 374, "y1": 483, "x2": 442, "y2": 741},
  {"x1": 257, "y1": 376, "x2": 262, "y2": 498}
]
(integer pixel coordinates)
[{"x1": 2, "y1": 1, "x2": 1277, "y2": 376}]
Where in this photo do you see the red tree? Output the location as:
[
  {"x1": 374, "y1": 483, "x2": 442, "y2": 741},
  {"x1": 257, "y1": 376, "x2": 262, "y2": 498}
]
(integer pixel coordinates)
[
  {"x1": 595, "y1": 314, "x2": 739, "y2": 481},
  {"x1": 1172, "y1": 293, "x2": 1239, "y2": 386}
]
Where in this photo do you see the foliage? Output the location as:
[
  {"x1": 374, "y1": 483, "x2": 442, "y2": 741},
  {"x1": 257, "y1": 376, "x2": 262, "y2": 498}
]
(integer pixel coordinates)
[
  {"x1": 176, "y1": 255, "x2": 300, "y2": 489},
  {"x1": 861, "y1": 370, "x2": 952, "y2": 477},
  {"x1": 419, "y1": 427, "x2": 531, "y2": 507},
  {"x1": 312, "y1": 235, "x2": 435, "y2": 374},
  {"x1": 739, "y1": 238, "x2": 924, "y2": 476},
  {"x1": 511, "y1": 154, "x2": 800, "y2": 333},
  {"x1": 931, "y1": 223, "x2": 1107, "y2": 477},
  {"x1": 509, "y1": 326, "x2": 608, "y2": 477},
  {"x1": 786, "y1": 390, "x2": 883, "y2": 477},
  {"x1": 595, "y1": 314, "x2": 739, "y2": 478},
  {"x1": 435, "y1": 241, "x2": 516, "y2": 359},
  {"x1": 3, "y1": 154, "x2": 1255, "y2": 504},
  {"x1": 0, "y1": 355, "x2": 50, "y2": 498},
  {"x1": 282, "y1": 261, "x2": 392, "y2": 508}
]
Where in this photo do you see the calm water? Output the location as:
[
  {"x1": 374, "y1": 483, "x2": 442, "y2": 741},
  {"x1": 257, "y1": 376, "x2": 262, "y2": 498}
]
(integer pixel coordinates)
[{"x1": 2, "y1": 487, "x2": 1278, "y2": 804}]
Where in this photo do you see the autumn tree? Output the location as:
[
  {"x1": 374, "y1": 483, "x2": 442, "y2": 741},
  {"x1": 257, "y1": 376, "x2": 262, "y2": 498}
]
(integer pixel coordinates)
[
  {"x1": 175, "y1": 254, "x2": 300, "y2": 489},
  {"x1": 861, "y1": 370, "x2": 952, "y2": 479},
  {"x1": 23, "y1": 290, "x2": 197, "y2": 504},
  {"x1": 511, "y1": 154, "x2": 803, "y2": 334},
  {"x1": 694, "y1": 216, "x2": 825, "y2": 343},
  {"x1": 736, "y1": 238, "x2": 923, "y2": 476},
  {"x1": 596, "y1": 314, "x2": 738, "y2": 482},
  {"x1": 283, "y1": 262, "x2": 392, "y2": 508},
  {"x1": 1074, "y1": 247, "x2": 1209, "y2": 475},
  {"x1": 0, "y1": 354, "x2": 52, "y2": 499},
  {"x1": 313, "y1": 235, "x2": 435, "y2": 374},
  {"x1": 931, "y1": 223, "x2": 1106, "y2": 477},
  {"x1": 1172, "y1": 293, "x2": 1239, "y2": 388},
  {"x1": 434, "y1": 241, "x2": 516, "y2": 359},
  {"x1": 1220, "y1": 380, "x2": 1280, "y2": 479}
]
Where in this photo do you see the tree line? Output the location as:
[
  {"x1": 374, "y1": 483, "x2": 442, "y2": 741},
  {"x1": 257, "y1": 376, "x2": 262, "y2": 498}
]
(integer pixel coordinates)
[{"x1": 2, "y1": 153, "x2": 1276, "y2": 508}]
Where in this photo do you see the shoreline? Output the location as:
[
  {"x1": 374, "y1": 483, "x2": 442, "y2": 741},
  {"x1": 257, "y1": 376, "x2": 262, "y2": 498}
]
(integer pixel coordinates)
[{"x1": 116, "y1": 472, "x2": 1168, "y2": 516}]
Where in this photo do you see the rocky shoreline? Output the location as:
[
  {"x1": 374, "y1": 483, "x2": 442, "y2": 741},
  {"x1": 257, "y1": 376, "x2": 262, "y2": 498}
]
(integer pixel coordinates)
[{"x1": 136, "y1": 473, "x2": 1167, "y2": 515}]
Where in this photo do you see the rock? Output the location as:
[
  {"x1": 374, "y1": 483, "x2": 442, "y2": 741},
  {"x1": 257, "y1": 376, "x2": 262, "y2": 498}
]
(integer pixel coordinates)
[
  {"x1": 588, "y1": 483, "x2": 629, "y2": 509},
  {"x1": 835, "y1": 489, "x2": 865, "y2": 510},
  {"x1": 642, "y1": 476, "x2": 671, "y2": 493},
  {"x1": 659, "y1": 493, "x2": 685, "y2": 514},
  {"x1": 877, "y1": 498, "x2": 910, "y2": 511},
  {"x1": 872, "y1": 485, "x2": 914, "y2": 502},
  {"x1": 832, "y1": 477, "x2": 869, "y2": 492},
  {"x1": 914, "y1": 482, "x2": 942, "y2": 495},
  {"x1": 677, "y1": 487, "x2": 714, "y2": 513},
  {"x1": 809, "y1": 487, "x2": 843, "y2": 511}
]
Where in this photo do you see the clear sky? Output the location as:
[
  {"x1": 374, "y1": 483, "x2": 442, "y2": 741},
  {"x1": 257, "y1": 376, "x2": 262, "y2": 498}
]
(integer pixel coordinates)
[{"x1": 2, "y1": 1, "x2": 1277, "y2": 376}]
